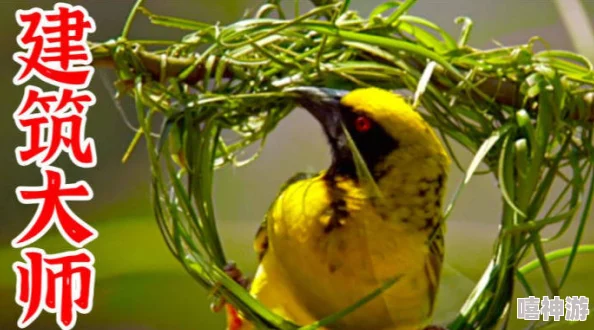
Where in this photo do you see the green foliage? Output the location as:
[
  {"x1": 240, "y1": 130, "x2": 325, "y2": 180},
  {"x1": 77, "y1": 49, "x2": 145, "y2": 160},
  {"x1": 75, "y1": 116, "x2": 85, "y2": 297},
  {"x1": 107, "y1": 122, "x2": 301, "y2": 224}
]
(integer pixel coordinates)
[{"x1": 90, "y1": 0, "x2": 594, "y2": 328}]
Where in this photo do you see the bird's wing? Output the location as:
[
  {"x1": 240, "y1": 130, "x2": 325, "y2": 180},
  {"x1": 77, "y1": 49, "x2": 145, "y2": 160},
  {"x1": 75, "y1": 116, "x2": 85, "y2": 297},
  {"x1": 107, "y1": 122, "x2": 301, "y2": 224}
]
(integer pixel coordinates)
[
  {"x1": 253, "y1": 215, "x2": 269, "y2": 261},
  {"x1": 253, "y1": 171, "x2": 319, "y2": 261}
]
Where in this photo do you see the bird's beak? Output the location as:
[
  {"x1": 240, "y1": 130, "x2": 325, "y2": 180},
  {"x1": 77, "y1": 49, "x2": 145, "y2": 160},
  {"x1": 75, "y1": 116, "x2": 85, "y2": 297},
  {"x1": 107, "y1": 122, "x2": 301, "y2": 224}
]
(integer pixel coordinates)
[
  {"x1": 285, "y1": 87, "x2": 348, "y2": 140},
  {"x1": 286, "y1": 87, "x2": 354, "y2": 175}
]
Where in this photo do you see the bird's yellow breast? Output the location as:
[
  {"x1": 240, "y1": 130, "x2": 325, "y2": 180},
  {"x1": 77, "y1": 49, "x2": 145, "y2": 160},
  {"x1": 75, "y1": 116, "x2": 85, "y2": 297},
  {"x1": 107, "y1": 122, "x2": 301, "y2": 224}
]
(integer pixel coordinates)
[{"x1": 255, "y1": 174, "x2": 436, "y2": 330}]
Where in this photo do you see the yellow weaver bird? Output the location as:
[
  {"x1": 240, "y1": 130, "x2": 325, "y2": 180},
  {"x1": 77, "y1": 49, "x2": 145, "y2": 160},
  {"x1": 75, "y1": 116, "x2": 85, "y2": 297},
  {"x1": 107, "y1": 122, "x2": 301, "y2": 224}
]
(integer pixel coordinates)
[{"x1": 226, "y1": 87, "x2": 450, "y2": 330}]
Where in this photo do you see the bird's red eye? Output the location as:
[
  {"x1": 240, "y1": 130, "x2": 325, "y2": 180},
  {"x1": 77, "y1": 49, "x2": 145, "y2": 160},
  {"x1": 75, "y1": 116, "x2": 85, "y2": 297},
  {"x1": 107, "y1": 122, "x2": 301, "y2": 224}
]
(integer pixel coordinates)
[{"x1": 354, "y1": 116, "x2": 372, "y2": 132}]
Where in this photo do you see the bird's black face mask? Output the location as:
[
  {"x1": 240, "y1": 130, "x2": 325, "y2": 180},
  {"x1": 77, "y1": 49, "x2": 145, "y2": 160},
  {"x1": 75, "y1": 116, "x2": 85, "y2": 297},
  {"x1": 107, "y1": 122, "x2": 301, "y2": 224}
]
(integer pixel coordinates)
[{"x1": 288, "y1": 87, "x2": 400, "y2": 181}]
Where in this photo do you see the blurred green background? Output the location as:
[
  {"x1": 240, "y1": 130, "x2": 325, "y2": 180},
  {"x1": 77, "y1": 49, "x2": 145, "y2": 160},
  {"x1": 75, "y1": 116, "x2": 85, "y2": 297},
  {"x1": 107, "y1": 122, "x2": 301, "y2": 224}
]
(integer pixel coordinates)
[{"x1": 0, "y1": 1, "x2": 593, "y2": 329}]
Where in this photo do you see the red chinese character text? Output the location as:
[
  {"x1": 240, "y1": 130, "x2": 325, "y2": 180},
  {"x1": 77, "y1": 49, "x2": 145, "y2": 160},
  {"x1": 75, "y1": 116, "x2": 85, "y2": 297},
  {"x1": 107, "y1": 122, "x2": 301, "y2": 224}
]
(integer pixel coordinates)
[
  {"x1": 13, "y1": 3, "x2": 95, "y2": 88},
  {"x1": 15, "y1": 86, "x2": 97, "y2": 168},
  {"x1": 14, "y1": 248, "x2": 95, "y2": 330},
  {"x1": 13, "y1": 166, "x2": 97, "y2": 248}
]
